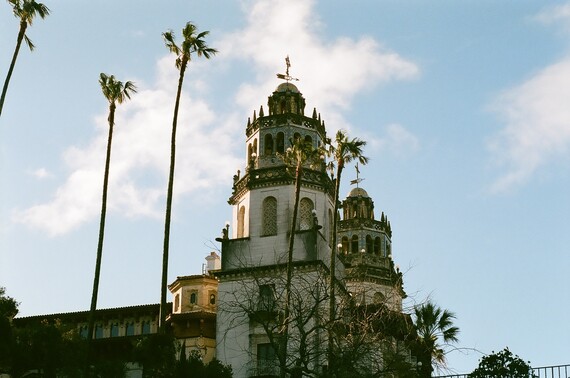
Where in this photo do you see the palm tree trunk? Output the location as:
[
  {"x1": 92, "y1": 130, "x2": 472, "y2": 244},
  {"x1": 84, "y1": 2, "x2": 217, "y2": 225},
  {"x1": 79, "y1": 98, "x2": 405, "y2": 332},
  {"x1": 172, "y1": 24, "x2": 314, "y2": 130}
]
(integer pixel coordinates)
[
  {"x1": 281, "y1": 161, "x2": 303, "y2": 378},
  {"x1": 159, "y1": 59, "x2": 187, "y2": 333},
  {"x1": 0, "y1": 21, "x2": 26, "y2": 117},
  {"x1": 328, "y1": 162, "x2": 343, "y2": 371},
  {"x1": 87, "y1": 103, "x2": 115, "y2": 345}
]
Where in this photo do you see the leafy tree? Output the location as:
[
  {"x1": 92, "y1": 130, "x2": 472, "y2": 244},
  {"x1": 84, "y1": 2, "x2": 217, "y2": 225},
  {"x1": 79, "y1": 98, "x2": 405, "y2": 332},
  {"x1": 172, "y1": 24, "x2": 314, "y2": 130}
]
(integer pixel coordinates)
[
  {"x1": 0, "y1": 287, "x2": 19, "y2": 374},
  {"x1": 469, "y1": 347, "x2": 536, "y2": 378},
  {"x1": 159, "y1": 22, "x2": 217, "y2": 332},
  {"x1": 325, "y1": 129, "x2": 368, "y2": 369},
  {"x1": 413, "y1": 301, "x2": 459, "y2": 377},
  {"x1": 1, "y1": 0, "x2": 50, "y2": 117},
  {"x1": 88, "y1": 73, "x2": 137, "y2": 344}
]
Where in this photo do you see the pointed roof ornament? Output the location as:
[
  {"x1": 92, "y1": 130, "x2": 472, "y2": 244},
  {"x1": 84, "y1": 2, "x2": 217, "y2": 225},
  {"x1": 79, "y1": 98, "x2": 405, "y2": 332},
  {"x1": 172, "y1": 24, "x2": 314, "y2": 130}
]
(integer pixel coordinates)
[
  {"x1": 253, "y1": 110, "x2": 257, "y2": 122},
  {"x1": 259, "y1": 105, "x2": 264, "y2": 117},
  {"x1": 276, "y1": 55, "x2": 299, "y2": 83},
  {"x1": 349, "y1": 163, "x2": 365, "y2": 187}
]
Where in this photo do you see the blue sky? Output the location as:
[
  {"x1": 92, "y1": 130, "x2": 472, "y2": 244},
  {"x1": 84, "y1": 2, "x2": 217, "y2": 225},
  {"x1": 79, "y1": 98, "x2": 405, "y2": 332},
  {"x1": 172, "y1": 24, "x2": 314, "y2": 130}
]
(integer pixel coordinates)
[{"x1": 2, "y1": 0, "x2": 570, "y2": 374}]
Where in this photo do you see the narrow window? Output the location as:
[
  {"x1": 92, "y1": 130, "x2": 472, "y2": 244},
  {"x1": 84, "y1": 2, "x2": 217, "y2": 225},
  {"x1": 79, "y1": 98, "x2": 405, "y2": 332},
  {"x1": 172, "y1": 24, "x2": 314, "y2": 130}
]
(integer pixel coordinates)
[
  {"x1": 79, "y1": 326, "x2": 88, "y2": 339},
  {"x1": 276, "y1": 132, "x2": 284, "y2": 154},
  {"x1": 304, "y1": 135, "x2": 312, "y2": 146},
  {"x1": 257, "y1": 343, "x2": 278, "y2": 373},
  {"x1": 190, "y1": 292, "x2": 197, "y2": 304},
  {"x1": 374, "y1": 237, "x2": 381, "y2": 255},
  {"x1": 126, "y1": 322, "x2": 135, "y2": 336},
  {"x1": 141, "y1": 321, "x2": 151, "y2": 335},
  {"x1": 366, "y1": 235, "x2": 373, "y2": 254},
  {"x1": 258, "y1": 285, "x2": 275, "y2": 312},
  {"x1": 262, "y1": 196, "x2": 278, "y2": 236},
  {"x1": 264, "y1": 134, "x2": 274, "y2": 155},
  {"x1": 351, "y1": 235, "x2": 359, "y2": 253},
  {"x1": 110, "y1": 323, "x2": 119, "y2": 337},
  {"x1": 237, "y1": 206, "x2": 245, "y2": 238},
  {"x1": 342, "y1": 236, "x2": 349, "y2": 254},
  {"x1": 210, "y1": 294, "x2": 216, "y2": 305},
  {"x1": 95, "y1": 324, "x2": 104, "y2": 339},
  {"x1": 174, "y1": 294, "x2": 180, "y2": 312},
  {"x1": 299, "y1": 198, "x2": 314, "y2": 230}
]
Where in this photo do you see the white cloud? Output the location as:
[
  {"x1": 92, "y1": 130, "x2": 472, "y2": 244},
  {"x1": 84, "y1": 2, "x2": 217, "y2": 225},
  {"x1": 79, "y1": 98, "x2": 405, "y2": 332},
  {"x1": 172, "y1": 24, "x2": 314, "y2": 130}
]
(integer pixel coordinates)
[
  {"x1": 15, "y1": 57, "x2": 241, "y2": 236},
  {"x1": 14, "y1": 0, "x2": 418, "y2": 236},
  {"x1": 217, "y1": 0, "x2": 419, "y2": 134},
  {"x1": 489, "y1": 58, "x2": 570, "y2": 193}
]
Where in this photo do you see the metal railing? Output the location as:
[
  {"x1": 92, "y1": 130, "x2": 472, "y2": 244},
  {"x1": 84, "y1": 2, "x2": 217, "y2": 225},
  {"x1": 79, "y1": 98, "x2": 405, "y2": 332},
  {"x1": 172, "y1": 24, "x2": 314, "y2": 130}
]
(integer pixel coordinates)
[{"x1": 435, "y1": 364, "x2": 570, "y2": 378}]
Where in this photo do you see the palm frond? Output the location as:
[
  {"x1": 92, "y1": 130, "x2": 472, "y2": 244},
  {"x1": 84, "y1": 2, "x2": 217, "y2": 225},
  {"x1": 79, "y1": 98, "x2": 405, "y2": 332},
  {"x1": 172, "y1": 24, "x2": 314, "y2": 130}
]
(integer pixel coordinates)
[{"x1": 23, "y1": 34, "x2": 35, "y2": 51}]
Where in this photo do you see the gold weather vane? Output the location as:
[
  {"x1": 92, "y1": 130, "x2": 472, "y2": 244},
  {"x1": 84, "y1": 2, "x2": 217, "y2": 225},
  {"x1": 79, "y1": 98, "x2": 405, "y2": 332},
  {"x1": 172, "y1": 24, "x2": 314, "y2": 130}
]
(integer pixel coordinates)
[
  {"x1": 350, "y1": 163, "x2": 364, "y2": 187},
  {"x1": 276, "y1": 55, "x2": 299, "y2": 82}
]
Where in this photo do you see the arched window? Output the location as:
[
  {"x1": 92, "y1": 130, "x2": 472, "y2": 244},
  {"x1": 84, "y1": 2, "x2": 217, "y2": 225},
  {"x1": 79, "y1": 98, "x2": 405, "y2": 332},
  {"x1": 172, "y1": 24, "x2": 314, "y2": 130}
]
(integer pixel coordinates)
[
  {"x1": 351, "y1": 235, "x2": 359, "y2": 254},
  {"x1": 280, "y1": 100, "x2": 286, "y2": 113},
  {"x1": 174, "y1": 294, "x2": 180, "y2": 312},
  {"x1": 253, "y1": 138, "x2": 258, "y2": 155},
  {"x1": 141, "y1": 321, "x2": 151, "y2": 335},
  {"x1": 210, "y1": 294, "x2": 216, "y2": 305},
  {"x1": 126, "y1": 322, "x2": 135, "y2": 336},
  {"x1": 366, "y1": 235, "x2": 373, "y2": 254},
  {"x1": 293, "y1": 132, "x2": 301, "y2": 143},
  {"x1": 190, "y1": 292, "x2": 197, "y2": 304},
  {"x1": 110, "y1": 323, "x2": 119, "y2": 337},
  {"x1": 276, "y1": 132, "x2": 285, "y2": 154},
  {"x1": 341, "y1": 236, "x2": 349, "y2": 254},
  {"x1": 95, "y1": 324, "x2": 104, "y2": 339},
  {"x1": 304, "y1": 135, "x2": 312, "y2": 146},
  {"x1": 262, "y1": 196, "x2": 277, "y2": 236},
  {"x1": 237, "y1": 206, "x2": 245, "y2": 238},
  {"x1": 386, "y1": 242, "x2": 391, "y2": 257},
  {"x1": 374, "y1": 237, "x2": 381, "y2": 255},
  {"x1": 328, "y1": 209, "x2": 334, "y2": 247},
  {"x1": 299, "y1": 198, "x2": 314, "y2": 230},
  {"x1": 264, "y1": 134, "x2": 274, "y2": 155}
]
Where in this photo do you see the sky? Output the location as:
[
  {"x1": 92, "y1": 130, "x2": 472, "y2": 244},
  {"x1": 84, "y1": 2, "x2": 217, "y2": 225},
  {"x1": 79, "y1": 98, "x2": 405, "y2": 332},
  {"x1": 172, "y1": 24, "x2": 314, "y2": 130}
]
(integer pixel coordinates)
[{"x1": 1, "y1": 0, "x2": 570, "y2": 374}]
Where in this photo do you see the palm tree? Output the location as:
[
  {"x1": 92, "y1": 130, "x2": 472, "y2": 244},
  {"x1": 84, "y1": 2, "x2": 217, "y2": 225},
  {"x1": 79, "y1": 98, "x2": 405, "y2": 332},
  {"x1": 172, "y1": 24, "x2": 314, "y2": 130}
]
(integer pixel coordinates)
[
  {"x1": 87, "y1": 73, "x2": 136, "y2": 345},
  {"x1": 1, "y1": 0, "x2": 50, "y2": 117},
  {"x1": 413, "y1": 301, "x2": 460, "y2": 377},
  {"x1": 279, "y1": 137, "x2": 322, "y2": 377},
  {"x1": 326, "y1": 130, "x2": 368, "y2": 367},
  {"x1": 159, "y1": 22, "x2": 217, "y2": 333}
]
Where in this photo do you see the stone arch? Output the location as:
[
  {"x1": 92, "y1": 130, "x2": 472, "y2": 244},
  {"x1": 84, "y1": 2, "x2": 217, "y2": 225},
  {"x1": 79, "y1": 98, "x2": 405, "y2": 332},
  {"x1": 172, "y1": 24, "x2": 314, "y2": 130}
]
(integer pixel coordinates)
[{"x1": 374, "y1": 237, "x2": 381, "y2": 255}]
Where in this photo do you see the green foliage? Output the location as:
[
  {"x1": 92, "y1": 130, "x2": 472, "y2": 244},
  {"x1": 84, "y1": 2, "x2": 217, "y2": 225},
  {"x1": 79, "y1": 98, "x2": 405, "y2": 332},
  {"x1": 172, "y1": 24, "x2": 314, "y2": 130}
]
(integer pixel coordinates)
[
  {"x1": 0, "y1": 287, "x2": 19, "y2": 319},
  {"x1": 413, "y1": 301, "x2": 459, "y2": 377},
  {"x1": 469, "y1": 347, "x2": 536, "y2": 378}
]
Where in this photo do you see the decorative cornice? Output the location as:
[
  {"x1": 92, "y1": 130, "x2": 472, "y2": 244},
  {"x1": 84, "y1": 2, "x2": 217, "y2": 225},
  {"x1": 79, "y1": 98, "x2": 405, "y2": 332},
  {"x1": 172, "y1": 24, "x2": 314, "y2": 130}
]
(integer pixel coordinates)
[{"x1": 246, "y1": 113, "x2": 326, "y2": 140}]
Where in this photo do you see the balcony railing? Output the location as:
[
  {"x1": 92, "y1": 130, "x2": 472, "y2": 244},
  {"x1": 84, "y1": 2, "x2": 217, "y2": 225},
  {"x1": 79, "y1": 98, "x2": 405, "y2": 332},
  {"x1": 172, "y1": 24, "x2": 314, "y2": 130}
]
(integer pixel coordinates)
[{"x1": 435, "y1": 364, "x2": 570, "y2": 378}]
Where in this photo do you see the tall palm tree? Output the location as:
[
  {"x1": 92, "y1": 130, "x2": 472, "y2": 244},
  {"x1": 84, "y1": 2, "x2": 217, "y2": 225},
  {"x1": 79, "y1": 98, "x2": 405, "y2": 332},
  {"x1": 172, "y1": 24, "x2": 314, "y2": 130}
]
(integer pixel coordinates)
[
  {"x1": 279, "y1": 137, "x2": 322, "y2": 377},
  {"x1": 159, "y1": 22, "x2": 217, "y2": 333},
  {"x1": 87, "y1": 73, "x2": 136, "y2": 345},
  {"x1": 326, "y1": 130, "x2": 367, "y2": 368},
  {"x1": 413, "y1": 301, "x2": 460, "y2": 377},
  {"x1": 1, "y1": 0, "x2": 50, "y2": 117}
]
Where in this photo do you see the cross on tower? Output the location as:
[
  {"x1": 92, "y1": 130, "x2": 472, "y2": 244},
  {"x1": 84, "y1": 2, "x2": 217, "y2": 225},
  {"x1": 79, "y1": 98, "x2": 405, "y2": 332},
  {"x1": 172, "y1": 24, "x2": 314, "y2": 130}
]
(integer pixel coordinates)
[
  {"x1": 276, "y1": 55, "x2": 299, "y2": 82},
  {"x1": 350, "y1": 163, "x2": 365, "y2": 187}
]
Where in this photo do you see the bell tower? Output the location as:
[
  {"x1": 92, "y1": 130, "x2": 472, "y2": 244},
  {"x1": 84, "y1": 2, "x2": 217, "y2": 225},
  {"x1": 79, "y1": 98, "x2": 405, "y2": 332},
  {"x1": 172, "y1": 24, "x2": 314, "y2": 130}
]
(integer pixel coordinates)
[
  {"x1": 222, "y1": 81, "x2": 334, "y2": 269},
  {"x1": 337, "y1": 176, "x2": 405, "y2": 311}
]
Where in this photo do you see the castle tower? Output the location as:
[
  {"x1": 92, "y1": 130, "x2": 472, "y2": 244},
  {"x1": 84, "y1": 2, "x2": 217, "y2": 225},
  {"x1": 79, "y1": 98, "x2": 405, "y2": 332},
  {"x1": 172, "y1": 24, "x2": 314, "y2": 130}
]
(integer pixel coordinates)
[
  {"x1": 338, "y1": 185, "x2": 405, "y2": 311},
  {"x1": 216, "y1": 79, "x2": 338, "y2": 377},
  {"x1": 223, "y1": 81, "x2": 335, "y2": 269}
]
